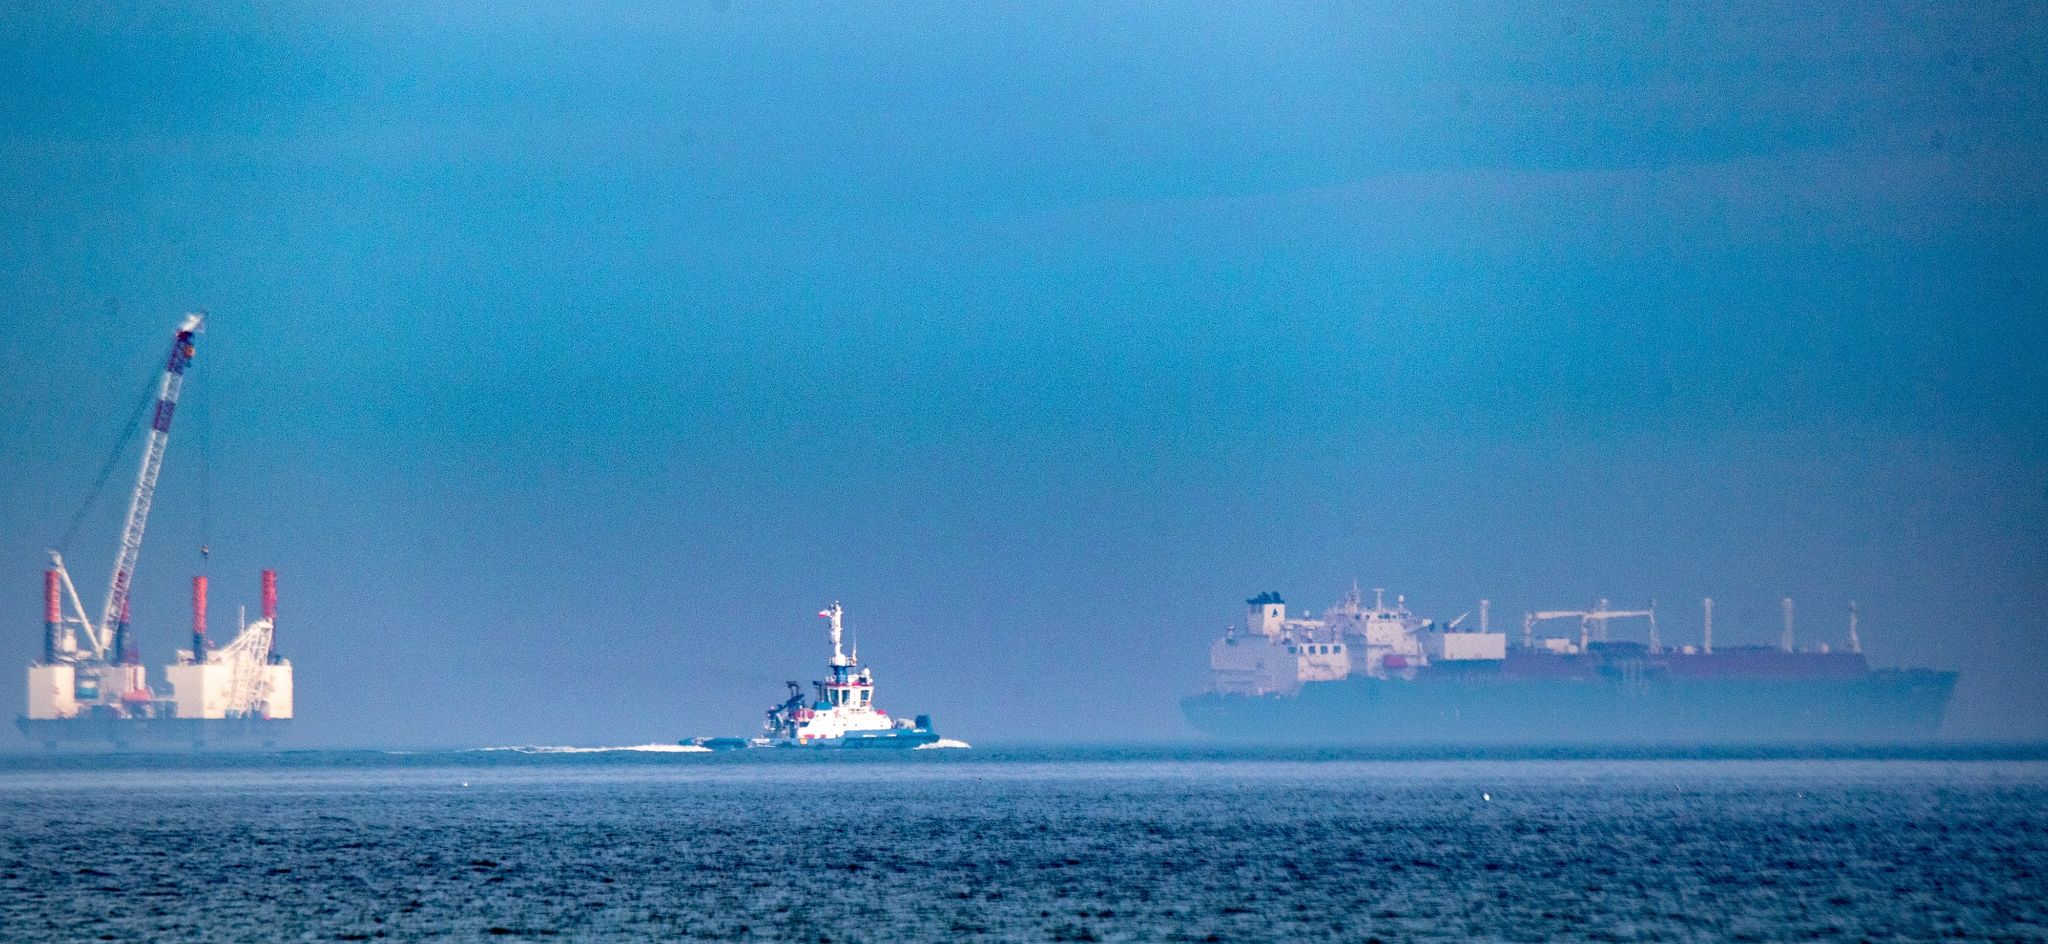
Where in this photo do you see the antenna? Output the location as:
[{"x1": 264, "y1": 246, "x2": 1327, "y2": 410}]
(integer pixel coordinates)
[
  {"x1": 1479, "y1": 599, "x2": 1490, "y2": 633},
  {"x1": 1702, "y1": 597, "x2": 1713, "y2": 654},
  {"x1": 1847, "y1": 601, "x2": 1861, "y2": 654},
  {"x1": 1781, "y1": 597, "x2": 1795, "y2": 653}
]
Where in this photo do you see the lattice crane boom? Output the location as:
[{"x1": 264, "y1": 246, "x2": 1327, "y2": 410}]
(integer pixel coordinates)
[{"x1": 92, "y1": 313, "x2": 203, "y2": 663}]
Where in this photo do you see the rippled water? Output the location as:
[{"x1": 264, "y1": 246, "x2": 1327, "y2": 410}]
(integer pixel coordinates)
[{"x1": 2, "y1": 748, "x2": 2043, "y2": 942}]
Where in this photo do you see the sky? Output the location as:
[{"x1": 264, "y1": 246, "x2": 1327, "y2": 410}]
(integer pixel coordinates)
[{"x1": 0, "y1": 2, "x2": 2042, "y2": 746}]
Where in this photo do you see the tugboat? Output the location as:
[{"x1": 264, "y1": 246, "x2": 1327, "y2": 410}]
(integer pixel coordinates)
[{"x1": 683, "y1": 603, "x2": 953, "y2": 750}]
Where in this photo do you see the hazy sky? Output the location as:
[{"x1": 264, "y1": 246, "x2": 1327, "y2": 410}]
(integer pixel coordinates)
[{"x1": 2, "y1": 2, "x2": 2043, "y2": 745}]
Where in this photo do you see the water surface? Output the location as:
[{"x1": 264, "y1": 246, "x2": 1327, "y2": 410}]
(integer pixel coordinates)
[{"x1": 2, "y1": 748, "x2": 2042, "y2": 942}]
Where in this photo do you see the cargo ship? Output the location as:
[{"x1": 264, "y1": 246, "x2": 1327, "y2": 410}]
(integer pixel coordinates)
[
  {"x1": 18, "y1": 314, "x2": 293, "y2": 749},
  {"x1": 1182, "y1": 586, "x2": 1955, "y2": 745},
  {"x1": 682, "y1": 603, "x2": 951, "y2": 749}
]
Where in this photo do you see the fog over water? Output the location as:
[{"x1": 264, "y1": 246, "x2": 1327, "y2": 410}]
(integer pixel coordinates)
[{"x1": 0, "y1": 3, "x2": 2042, "y2": 746}]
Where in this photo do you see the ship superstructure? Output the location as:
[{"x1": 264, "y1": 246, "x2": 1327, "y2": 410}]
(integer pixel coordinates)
[
  {"x1": 19, "y1": 314, "x2": 292, "y2": 748},
  {"x1": 1211, "y1": 585, "x2": 1506, "y2": 696},
  {"x1": 688, "y1": 603, "x2": 945, "y2": 749},
  {"x1": 1186, "y1": 585, "x2": 1954, "y2": 744}
]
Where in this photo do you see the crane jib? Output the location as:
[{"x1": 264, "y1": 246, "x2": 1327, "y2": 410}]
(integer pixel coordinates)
[
  {"x1": 148, "y1": 334, "x2": 193, "y2": 434},
  {"x1": 88, "y1": 314, "x2": 203, "y2": 662}
]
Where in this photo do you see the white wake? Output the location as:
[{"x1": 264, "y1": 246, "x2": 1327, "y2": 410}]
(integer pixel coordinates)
[
  {"x1": 915, "y1": 738, "x2": 973, "y2": 750},
  {"x1": 468, "y1": 744, "x2": 713, "y2": 754}
]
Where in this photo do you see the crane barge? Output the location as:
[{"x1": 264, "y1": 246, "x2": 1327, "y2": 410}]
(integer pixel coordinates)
[{"x1": 18, "y1": 313, "x2": 293, "y2": 749}]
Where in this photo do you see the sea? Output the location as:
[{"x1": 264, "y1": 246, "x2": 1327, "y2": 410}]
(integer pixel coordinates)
[{"x1": 2, "y1": 746, "x2": 2044, "y2": 942}]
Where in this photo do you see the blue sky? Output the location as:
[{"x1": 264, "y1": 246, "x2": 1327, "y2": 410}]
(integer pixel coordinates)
[{"x1": 1, "y1": 2, "x2": 2043, "y2": 744}]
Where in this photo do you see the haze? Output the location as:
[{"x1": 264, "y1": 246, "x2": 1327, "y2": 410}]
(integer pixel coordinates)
[{"x1": 1, "y1": 3, "x2": 2042, "y2": 746}]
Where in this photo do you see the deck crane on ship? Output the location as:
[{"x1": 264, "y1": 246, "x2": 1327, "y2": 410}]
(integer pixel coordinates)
[{"x1": 1521, "y1": 601, "x2": 1659, "y2": 653}]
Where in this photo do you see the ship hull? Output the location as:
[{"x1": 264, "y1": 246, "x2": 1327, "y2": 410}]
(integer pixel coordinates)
[
  {"x1": 1182, "y1": 671, "x2": 1956, "y2": 745},
  {"x1": 779, "y1": 728, "x2": 942, "y2": 749},
  {"x1": 683, "y1": 726, "x2": 944, "y2": 750},
  {"x1": 16, "y1": 715, "x2": 291, "y2": 749}
]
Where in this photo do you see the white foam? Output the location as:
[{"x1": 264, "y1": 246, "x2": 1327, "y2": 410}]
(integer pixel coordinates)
[
  {"x1": 915, "y1": 738, "x2": 973, "y2": 750},
  {"x1": 468, "y1": 744, "x2": 713, "y2": 754}
]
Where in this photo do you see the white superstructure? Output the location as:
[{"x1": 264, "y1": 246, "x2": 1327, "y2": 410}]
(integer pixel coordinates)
[
  {"x1": 1208, "y1": 585, "x2": 1510, "y2": 696},
  {"x1": 764, "y1": 603, "x2": 904, "y2": 743},
  {"x1": 162, "y1": 611, "x2": 292, "y2": 720}
]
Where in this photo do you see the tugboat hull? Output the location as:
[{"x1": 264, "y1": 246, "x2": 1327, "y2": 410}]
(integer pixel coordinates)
[
  {"x1": 684, "y1": 724, "x2": 943, "y2": 750},
  {"x1": 780, "y1": 726, "x2": 942, "y2": 749}
]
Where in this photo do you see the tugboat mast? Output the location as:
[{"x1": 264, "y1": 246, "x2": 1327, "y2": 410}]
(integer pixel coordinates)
[{"x1": 821, "y1": 601, "x2": 850, "y2": 668}]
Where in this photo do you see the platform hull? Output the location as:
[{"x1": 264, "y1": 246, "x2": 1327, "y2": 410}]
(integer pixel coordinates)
[
  {"x1": 1182, "y1": 671, "x2": 1956, "y2": 745},
  {"x1": 16, "y1": 715, "x2": 290, "y2": 748}
]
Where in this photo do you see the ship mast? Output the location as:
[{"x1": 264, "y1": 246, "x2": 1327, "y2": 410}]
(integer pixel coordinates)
[{"x1": 821, "y1": 601, "x2": 849, "y2": 667}]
